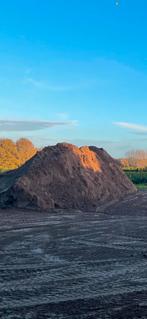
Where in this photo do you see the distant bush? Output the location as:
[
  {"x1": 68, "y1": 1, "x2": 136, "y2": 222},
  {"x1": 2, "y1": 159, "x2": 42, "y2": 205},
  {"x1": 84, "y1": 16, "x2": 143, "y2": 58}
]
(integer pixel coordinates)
[{"x1": 125, "y1": 170, "x2": 147, "y2": 185}]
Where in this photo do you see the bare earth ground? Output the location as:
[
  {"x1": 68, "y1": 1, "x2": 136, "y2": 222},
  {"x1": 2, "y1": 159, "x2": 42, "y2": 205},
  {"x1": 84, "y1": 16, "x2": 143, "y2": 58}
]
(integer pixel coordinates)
[{"x1": 1, "y1": 191, "x2": 147, "y2": 318}]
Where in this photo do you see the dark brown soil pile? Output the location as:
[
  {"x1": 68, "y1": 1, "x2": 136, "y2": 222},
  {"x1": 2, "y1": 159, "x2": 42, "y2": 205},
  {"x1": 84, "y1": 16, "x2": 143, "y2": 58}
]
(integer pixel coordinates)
[{"x1": 0, "y1": 143, "x2": 136, "y2": 211}]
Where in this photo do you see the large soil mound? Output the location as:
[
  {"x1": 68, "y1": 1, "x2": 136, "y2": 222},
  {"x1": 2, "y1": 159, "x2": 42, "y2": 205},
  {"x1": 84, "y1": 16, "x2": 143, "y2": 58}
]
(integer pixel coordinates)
[{"x1": 0, "y1": 143, "x2": 136, "y2": 211}]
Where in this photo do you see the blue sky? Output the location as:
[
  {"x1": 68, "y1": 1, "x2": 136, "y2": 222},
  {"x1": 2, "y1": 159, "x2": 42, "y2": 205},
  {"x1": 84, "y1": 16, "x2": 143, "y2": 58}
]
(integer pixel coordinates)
[{"x1": 0, "y1": 0, "x2": 147, "y2": 157}]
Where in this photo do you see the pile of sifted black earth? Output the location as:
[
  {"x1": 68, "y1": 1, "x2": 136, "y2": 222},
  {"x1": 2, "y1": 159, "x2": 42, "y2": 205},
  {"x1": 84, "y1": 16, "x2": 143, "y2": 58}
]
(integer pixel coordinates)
[{"x1": 0, "y1": 143, "x2": 136, "y2": 211}]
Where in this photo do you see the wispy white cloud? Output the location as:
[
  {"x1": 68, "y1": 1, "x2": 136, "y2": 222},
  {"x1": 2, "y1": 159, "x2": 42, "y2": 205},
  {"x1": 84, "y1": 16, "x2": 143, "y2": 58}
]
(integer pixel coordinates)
[
  {"x1": 25, "y1": 76, "x2": 96, "y2": 92},
  {"x1": 0, "y1": 119, "x2": 78, "y2": 132},
  {"x1": 114, "y1": 122, "x2": 147, "y2": 133},
  {"x1": 26, "y1": 78, "x2": 74, "y2": 92}
]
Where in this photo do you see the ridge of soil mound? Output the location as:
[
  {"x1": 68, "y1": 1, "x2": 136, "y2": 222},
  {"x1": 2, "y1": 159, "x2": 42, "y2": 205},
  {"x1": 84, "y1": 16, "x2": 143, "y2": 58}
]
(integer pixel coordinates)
[{"x1": 0, "y1": 143, "x2": 136, "y2": 211}]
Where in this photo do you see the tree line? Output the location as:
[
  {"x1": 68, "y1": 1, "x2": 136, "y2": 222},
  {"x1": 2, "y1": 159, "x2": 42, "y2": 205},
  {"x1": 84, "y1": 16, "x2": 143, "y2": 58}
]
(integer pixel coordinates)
[
  {"x1": 120, "y1": 150, "x2": 147, "y2": 169},
  {"x1": 0, "y1": 138, "x2": 37, "y2": 172}
]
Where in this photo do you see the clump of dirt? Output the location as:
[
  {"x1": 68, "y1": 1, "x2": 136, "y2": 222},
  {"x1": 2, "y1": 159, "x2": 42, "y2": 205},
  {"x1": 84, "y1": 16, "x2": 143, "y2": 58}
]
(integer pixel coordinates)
[{"x1": 0, "y1": 143, "x2": 136, "y2": 211}]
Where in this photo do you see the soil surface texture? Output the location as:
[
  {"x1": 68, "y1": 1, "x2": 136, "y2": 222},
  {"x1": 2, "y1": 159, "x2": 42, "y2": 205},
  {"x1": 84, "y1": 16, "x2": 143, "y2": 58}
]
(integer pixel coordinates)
[{"x1": 1, "y1": 191, "x2": 147, "y2": 318}]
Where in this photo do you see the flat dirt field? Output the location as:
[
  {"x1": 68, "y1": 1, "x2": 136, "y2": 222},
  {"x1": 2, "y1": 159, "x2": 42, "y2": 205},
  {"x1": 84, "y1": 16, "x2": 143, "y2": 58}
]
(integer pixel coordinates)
[{"x1": 1, "y1": 191, "x2": 147, "y2": 319}]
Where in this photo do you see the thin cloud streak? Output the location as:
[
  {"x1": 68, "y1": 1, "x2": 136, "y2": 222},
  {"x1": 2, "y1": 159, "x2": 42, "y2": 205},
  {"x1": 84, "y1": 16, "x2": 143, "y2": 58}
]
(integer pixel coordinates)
[
  {"x1": 0, "y1": 120, "x2": 78, "y2": 132},
  {"x1": 26, "y1": 78, "x2": 74, "y2": 92},
  {"x1": 26, "y1": 77, "x2": 95, "y2": 92},
  {"x1": 114, "y1": 122, "x2": 147, "y2": 133}
]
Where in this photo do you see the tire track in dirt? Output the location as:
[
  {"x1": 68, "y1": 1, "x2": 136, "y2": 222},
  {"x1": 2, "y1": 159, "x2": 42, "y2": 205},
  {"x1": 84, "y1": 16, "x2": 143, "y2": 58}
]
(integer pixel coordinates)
[{"x1": 1, "y1": 191, "x2": 147, "y2": 318}]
